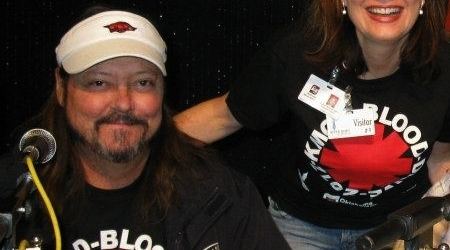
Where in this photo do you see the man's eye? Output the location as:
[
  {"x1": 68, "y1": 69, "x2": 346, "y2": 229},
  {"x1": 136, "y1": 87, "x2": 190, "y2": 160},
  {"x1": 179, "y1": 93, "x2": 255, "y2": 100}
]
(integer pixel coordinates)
[
  {"x1": 83, "y1": 80, "x2": 108, "y2": 90},
  {"x1": 76, "y1": 80, "x2": 109, "y2": 91},
  {"x1": 138, "y1": 80, "x2": 152, "y2": 86},
  {"x1": 91, "y1": 80, "x2": 105, "y2": 87},
  {"x1": 134, "y1": 80, "x2": 156, "y2": 90}
]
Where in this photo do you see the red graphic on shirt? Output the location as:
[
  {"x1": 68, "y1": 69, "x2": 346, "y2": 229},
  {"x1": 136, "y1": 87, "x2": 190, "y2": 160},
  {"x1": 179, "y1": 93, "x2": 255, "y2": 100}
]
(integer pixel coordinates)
[
  {"x1": 104, "y1": 22, "x2": 137, "y2": 33},
  {"x1": 319, "y1": 123, "x2": 412, "y2": 190}
]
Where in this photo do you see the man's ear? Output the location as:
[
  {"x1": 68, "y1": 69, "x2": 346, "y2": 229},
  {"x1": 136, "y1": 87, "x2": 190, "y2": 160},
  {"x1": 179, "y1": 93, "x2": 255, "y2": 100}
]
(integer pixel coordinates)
[{"x1": 55, "y1": 67, "x2": 65, "y2": 106}]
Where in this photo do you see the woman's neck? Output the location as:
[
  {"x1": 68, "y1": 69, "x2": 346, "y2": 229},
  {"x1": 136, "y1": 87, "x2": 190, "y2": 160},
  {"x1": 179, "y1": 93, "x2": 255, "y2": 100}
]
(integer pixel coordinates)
[{"x1": 357, "y1": 36, "x2": 406, "y2": 80}]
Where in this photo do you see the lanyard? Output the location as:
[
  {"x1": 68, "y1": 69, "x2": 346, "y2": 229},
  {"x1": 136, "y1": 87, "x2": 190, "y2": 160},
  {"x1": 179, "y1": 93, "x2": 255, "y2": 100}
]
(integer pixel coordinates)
[{"x1": 329, "y1": 65, "x2": 353, "y2": 112}]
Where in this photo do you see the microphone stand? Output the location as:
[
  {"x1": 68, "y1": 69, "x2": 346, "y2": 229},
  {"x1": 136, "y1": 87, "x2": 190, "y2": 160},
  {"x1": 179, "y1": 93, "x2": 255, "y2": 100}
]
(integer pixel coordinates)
[
  {"x1": 1, "y1": 173, "x2": 37, "y2": 250},
  {"x1": 0, "y1": 213, "x2": 12, "y2": 250},
  {"x1": 356, "y1": 194, "x2": 450, "y2": 250},
  {"x1": 1, "y1": 128, "x2": 57, "y2": 249}
]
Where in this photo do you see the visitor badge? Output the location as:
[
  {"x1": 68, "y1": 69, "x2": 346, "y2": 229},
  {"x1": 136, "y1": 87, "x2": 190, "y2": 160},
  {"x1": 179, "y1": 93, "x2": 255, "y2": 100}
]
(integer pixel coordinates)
[
  {"x1": 298, "y1": 74, "x2": 347, "y2": 118},
  {"x1": 326, "y1": 108, "x2": 375, "y2": 139}
]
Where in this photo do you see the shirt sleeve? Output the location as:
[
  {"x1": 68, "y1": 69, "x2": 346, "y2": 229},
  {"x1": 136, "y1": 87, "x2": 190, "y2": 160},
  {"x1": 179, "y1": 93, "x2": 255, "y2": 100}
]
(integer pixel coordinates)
[
  {"x1": 226, "y1": 44, "x2": 288, "y2": 131},
  {"x1": 437, "y1": 104, "x2": 450, "y2": 142}
]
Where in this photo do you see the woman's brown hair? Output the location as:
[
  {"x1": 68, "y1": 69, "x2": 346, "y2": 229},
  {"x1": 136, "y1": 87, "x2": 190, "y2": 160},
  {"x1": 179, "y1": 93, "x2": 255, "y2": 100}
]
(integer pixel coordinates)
[{"x1": 303, "y1": 0, "x2": 449, "y2": 84}]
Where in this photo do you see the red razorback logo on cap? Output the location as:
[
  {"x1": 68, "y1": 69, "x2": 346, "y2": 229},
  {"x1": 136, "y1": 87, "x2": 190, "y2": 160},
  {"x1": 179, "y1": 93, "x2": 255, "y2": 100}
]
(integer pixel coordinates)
[{"x1": 104, "y1": 22, "x2": 137, "y2": 33}]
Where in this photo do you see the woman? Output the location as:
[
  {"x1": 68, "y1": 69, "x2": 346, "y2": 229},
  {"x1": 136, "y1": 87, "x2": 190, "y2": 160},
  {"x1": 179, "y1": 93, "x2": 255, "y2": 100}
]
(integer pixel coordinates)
[{"x1": 175, "y1": 0, "x2": 450, "y2": 249}]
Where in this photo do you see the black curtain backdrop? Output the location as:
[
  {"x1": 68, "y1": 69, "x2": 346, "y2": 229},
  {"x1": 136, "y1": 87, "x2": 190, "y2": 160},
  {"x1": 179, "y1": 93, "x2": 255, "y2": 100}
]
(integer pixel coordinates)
[{"x1": 2, "y1": 0, "x2": 307, "y2": 194}]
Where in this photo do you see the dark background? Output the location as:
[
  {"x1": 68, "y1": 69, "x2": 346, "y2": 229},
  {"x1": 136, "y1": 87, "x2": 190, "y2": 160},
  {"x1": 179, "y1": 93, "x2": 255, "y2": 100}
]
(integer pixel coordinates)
[
  {"x1": 2, "y1": 1, "x2": 449, "y2": 198},
  {"x1": 1, "y1": 0, "x2": 307, "y2": 192}
]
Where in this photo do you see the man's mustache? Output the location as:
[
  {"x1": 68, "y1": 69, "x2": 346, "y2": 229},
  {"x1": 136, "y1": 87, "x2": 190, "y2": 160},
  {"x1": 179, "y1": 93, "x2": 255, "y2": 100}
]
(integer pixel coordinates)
[{"x1": 95, "y1": 112, "x2": 147, "y2": 129}]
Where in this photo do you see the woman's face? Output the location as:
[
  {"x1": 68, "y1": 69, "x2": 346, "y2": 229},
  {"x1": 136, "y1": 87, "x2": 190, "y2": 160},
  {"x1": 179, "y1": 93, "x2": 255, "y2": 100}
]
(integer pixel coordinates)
[{"x1": 344, "y1": 0, "x2": 424, "y2": 47}]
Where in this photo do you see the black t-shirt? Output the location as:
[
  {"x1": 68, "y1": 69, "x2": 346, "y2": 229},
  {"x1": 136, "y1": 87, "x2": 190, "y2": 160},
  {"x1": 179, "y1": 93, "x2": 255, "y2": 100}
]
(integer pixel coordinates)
[
  {"x1": 20, "y1": 178, "x2": 166, "y2": 250},
  {"x1": 226, "y1": 32, "x2": 450, "y2": 229},
  {"x1": 62, "y1": 182, "x2": 166, "y2": 250}
]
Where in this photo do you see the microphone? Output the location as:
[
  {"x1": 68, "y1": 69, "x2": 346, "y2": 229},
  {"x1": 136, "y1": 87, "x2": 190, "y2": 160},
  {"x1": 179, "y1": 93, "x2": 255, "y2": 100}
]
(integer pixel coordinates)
[
  {"x1": 356, "y1": 194, "x2": 449, "y2": 250},
  {"x1": 18, "y1": 129, "x2": 57, "y2": 164},
  {"x1": 355, "y1": 217, "x2": 407, "y2": 250}
]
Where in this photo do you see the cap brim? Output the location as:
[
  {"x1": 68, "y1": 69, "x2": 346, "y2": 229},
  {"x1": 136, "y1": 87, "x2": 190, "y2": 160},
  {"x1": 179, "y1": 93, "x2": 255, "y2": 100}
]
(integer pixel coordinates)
[{"x1": 61, "y1": 38, "x2": 166, "y2": 75}]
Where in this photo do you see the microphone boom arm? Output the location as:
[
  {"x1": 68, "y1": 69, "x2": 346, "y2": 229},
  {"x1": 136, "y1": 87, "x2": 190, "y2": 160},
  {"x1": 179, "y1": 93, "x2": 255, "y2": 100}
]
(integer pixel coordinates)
[{"x1": 356, "y1": 194, "x2": 450, "y2": 250}]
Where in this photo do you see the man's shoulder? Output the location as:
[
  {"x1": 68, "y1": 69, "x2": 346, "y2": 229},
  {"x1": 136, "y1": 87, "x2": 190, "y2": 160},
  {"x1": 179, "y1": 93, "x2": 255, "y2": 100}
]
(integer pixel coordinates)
[
  {"x1": 202, "y1": 162, "x2": 265, "y2": 213},
  {"x1": 206, "y1": 160, "x2": 252, "y2": 191},
  {"x1": 176, "y1": 157, "x2": 256, "y2": 203}
]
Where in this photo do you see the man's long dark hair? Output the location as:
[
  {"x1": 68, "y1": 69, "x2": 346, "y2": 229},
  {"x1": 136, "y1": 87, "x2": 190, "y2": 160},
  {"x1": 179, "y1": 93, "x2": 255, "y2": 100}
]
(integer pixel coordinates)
[
  {"x1": 35, "y1": 68, "x2": 212, "y2": 223},
  {"x1": 303, "y1": 0, "x2": 449, "y2": 84},
  {"x1": 20, "y1": 4, "x2": 215, "y2": 223}
]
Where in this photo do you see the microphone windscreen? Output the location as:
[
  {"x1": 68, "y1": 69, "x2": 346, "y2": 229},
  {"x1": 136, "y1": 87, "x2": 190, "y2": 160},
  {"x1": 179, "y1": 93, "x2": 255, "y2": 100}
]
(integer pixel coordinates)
[{"x1": 18, "y1": 128, "x2": 57, "y2": 164}]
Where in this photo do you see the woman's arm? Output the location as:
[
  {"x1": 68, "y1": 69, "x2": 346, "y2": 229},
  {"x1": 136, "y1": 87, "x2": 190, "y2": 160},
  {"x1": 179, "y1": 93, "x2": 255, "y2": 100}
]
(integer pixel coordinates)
[
  {"x1": 174, "y1": 92, "x2": 242, "y2": 144},
  {"x1": 427, "y1": 142, "x2": 450, "y2": 184}
]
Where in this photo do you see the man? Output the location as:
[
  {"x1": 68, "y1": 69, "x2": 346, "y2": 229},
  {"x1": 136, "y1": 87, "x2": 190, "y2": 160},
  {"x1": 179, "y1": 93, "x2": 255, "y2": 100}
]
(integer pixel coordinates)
[{"x1": 0, "y1": 7, "x2": 290, "y2": 250}]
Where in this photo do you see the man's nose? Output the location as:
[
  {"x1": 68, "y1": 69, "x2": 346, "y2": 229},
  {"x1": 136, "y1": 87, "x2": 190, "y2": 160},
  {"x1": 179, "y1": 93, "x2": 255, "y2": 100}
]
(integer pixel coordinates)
[{"x1": 114, "y1": 85, "x2": 133, "y2": 111}]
